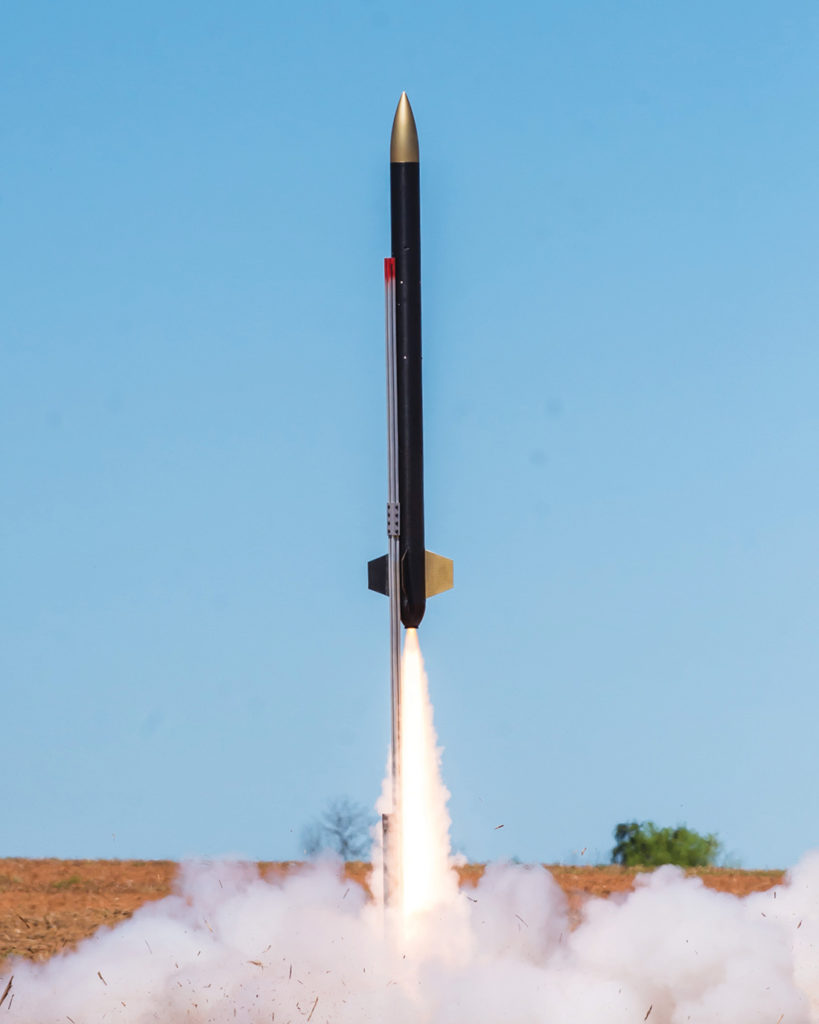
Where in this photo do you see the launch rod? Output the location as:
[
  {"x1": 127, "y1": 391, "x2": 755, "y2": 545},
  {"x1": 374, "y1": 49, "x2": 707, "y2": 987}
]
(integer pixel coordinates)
[{"x1": 383, "y1": 257, "x2": 403, "y2": 911}]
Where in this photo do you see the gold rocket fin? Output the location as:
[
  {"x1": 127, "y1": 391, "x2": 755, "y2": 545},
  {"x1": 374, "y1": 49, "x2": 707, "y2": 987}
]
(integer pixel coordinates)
[
  {"x1": 370, "y1": 550, "x2": 454, "y2": 599},
  {"x1": 425, "y1": 550, "x2": 454, "y2": 598}
]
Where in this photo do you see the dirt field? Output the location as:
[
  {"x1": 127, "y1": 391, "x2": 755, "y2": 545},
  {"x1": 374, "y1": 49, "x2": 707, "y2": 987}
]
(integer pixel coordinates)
[{"x1": 0, "y1": 859, "x2": 784, "y2": 964}]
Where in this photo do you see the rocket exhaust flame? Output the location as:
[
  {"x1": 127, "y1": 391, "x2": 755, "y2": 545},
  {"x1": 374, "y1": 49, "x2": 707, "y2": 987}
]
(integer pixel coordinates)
[{"x1": 398, "y1": 629, "x2": 458, "y2": 921}]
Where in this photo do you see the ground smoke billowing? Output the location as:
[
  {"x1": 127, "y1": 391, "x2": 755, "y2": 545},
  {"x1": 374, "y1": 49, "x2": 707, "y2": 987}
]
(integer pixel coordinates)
[
  {"x1": 6, "y1": 636, "x2": 819, "y2": 1022},
  {"x1": 5, "y1": 856, "x2": 819, "y2": 1022}
]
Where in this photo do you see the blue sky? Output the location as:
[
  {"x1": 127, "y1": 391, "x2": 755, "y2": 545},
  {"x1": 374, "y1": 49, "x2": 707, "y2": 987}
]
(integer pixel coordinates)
[{"x1": 2, "y1": 1, "x2": 818, "y2": 868}]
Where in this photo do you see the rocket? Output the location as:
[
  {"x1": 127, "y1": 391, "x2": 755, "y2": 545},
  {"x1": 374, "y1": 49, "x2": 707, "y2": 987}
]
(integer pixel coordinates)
[
  {"x1": 369, "y1": 93, "x2": 452, "y2": 911},
  {"x1": 368, "y1": 93, "x2": 453, "y2": 627}
]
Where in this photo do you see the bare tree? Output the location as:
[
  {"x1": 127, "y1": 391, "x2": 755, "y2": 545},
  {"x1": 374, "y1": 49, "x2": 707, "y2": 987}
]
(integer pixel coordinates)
[{"x1": 301, "y1": 797, "x2": 373, "y2": 861}]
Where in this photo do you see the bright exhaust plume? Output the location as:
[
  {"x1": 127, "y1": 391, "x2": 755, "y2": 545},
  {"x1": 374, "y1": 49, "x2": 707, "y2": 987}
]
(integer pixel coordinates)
[{"x1": 398, "y1": 628, "x2": 458, "y2": 919}]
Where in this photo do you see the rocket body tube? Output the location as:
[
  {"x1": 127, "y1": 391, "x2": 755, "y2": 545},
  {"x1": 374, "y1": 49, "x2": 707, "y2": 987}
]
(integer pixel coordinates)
[{"x1": 391, "y1": 156, "x2": 426, "y2": 628}]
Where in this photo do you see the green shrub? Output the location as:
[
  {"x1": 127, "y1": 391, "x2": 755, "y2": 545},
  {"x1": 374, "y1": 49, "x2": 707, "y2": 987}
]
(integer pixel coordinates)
[{"x1": 611, "y1": 821, "x2": 721, "y2": 868}]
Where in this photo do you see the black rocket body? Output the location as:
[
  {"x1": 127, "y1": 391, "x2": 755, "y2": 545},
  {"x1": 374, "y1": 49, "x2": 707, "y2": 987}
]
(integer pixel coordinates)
[
  {"x1": 369, "y1": 93, "x2": 452, "y2": 629},
  {"x1": 391, "y1": 125, "x2": 425, "y2": 626}
]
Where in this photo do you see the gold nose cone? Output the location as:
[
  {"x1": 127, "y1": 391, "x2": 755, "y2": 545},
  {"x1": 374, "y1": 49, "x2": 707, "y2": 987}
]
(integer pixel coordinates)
[{"x1": 390, "y1": 92, "x2": 419, "y2": 163}]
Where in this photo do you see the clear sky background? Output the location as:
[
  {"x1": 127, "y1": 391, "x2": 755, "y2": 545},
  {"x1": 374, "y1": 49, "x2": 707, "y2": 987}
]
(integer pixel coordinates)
[{"x1": 2, "y1": 1, "x2": 817, "y2": 868}]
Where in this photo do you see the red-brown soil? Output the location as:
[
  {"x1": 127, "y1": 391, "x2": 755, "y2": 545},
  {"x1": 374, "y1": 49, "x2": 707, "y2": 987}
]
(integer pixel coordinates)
[{"x1": 0, "y1": 859, "x2": 784, "y2": 964}]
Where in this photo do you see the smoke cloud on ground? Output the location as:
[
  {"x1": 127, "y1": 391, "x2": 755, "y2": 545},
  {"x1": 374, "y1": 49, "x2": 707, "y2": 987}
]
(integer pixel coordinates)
[
  {"x1": 3, "y1": 855, "x2": 819, "y2": 1022},
  {"x1": 5, "y1": 635, "x2": 818, "y2": 1022}
]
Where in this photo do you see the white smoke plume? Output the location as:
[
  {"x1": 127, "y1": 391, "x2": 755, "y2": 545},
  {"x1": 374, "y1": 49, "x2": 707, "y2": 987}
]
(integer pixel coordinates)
[
  {"x1": 4, "y1": 635, "x2": 819, "y2": 1022},
  {"x1": 4, "y1": 856, "x2": 819, "y2": 1022}
]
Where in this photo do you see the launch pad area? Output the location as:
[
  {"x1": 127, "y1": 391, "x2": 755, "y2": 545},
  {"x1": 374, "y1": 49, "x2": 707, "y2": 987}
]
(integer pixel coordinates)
[{"x1": 0, "y1": 858, "x2": 783, "y2": 963}]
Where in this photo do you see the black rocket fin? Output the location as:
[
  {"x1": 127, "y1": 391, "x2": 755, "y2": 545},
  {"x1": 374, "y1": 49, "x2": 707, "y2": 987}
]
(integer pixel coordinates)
[
  {"x1": 368, "y1": 555, "x2": 389, "y2": 596},
  {"x1": 424, "y1": 550, "x2": 454, "y2": 598}
]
